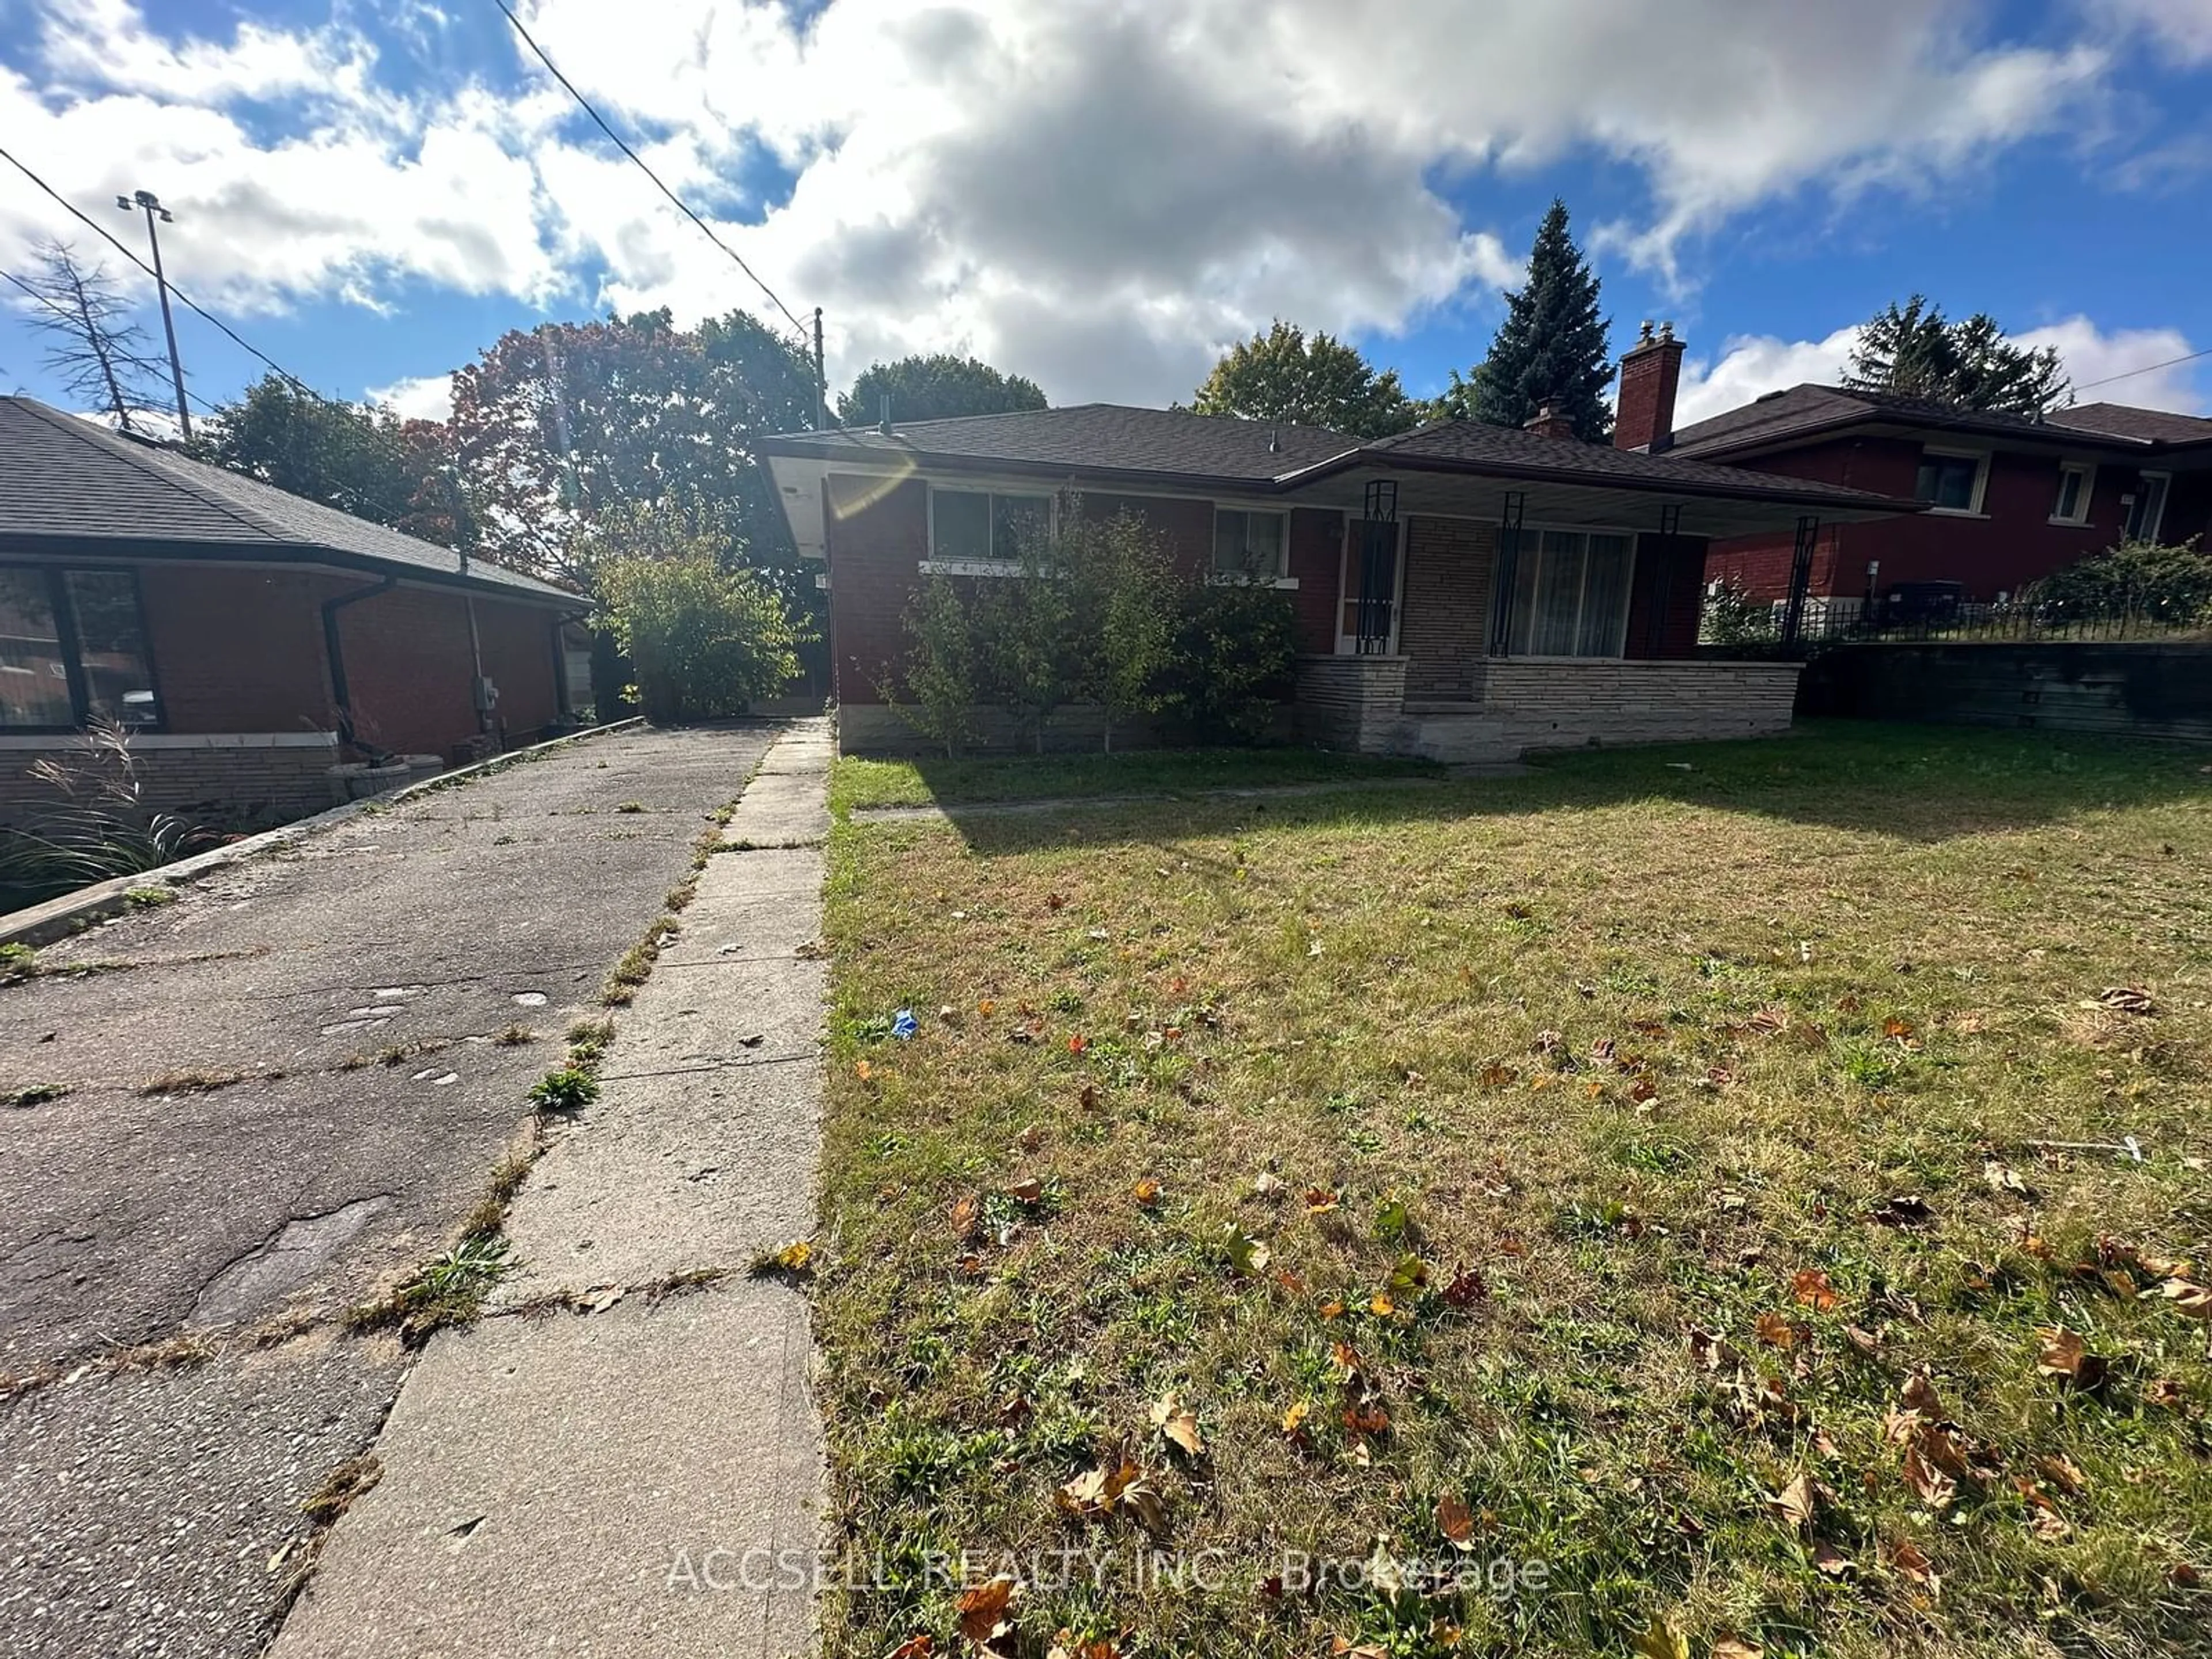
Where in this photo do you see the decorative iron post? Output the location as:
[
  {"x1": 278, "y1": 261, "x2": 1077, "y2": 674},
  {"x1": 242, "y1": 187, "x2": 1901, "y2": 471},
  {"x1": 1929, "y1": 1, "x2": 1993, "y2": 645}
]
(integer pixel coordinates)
[
  {"x1": 1781, "y1": 516, "x2": 1820, "y2": 649},
  {"x1": 1488, "y1": 491, "x2": 1527, "y2": 657},
  {"x1": 1356, "y1": 480, "x2": 1399, "y2": 653}
]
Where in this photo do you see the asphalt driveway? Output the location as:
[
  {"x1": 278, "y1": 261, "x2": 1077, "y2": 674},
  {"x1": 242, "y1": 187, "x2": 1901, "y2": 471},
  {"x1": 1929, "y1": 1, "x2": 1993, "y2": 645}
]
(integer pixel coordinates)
[{"x1": 0, "y1": 722, "x2": 779, "y2": 1657}]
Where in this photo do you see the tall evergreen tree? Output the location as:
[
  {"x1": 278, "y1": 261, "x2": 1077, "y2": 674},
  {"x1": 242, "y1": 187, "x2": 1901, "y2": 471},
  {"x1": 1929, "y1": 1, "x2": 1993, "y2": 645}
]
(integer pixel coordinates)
[
  {"x1": 1440, "y1": 200, "x2": 1613, "y2": 441},
  {"x1": 1844, "y1": 296, "x2": 2069, "y2": 416}
]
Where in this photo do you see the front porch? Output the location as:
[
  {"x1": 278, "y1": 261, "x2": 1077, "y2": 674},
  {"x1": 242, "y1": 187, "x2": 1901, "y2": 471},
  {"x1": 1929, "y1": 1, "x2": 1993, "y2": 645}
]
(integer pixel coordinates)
[{"x1": 1295, "y1": 653, "x2": 1804, "y2": 762}]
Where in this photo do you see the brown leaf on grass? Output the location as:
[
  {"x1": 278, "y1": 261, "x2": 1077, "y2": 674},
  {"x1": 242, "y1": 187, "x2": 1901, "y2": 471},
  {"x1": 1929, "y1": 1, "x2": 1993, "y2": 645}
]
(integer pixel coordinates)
[
  {"x1": 1791, "y1": 1270, "x2": 1842, "y2": 1313},
  {"x1": 1369, "y1": 1293, "x2": 1395, "y2": 1317},
  {"x1": 1319, "y1": 1298, "x2": 1344, "y2": 1320},
  {"x1": 1711, "y1": 1638, "x2": 1764, "y2": 1659},
  {"x1": 1058, "y1": 1457, "x2": 1142, "y2": 1521},
  {"x1": 1281, "y1": 1400, "x2": 1310, "y2": 1440},
  {"x1": 1477, "y1": 1060, "x2": 1516, "y2": 1089},
  {"x1": 2037, "y1": 1455, "x2": 2086, "y2": 1495},
  {"x1": 1883, "y1": 1017, "x2": 1915, "y2": 1040},
  {"x1": 957, "y1": 1576, "x2": 1017, "y2": 1643},
  {"x1": 1047, "y1": 1633, "x2": 1120, "y2": 1659},
  {"x1": 1045, "y1": 893, "x2": 1066, "y2": 911},
  {"x1": 2097, "y1": 984, "x2": 2157, "y2": 1016},
  {"x1": 2145, "y1": 1378, "x2": 2186, "y2": 1410},
  {"x1": 1330, "y1": 1640, "x2": 1388, "y2": 1659},
  {"x1": 1343, "y1": 1400, "x2": 1391, "y2": 1437},
  {"x1": 1755, "y1": 1312, "x2": 1798, "y2": 1350},
  {"x1": 2156, "y1": 1278, "x2": 2212, "y2": 1319},
  {"x1": 1885, "y1": 1536, "x2": 1940, "y2": 1594},
  {"x1": 887, "y1": 1637, "x2": 935, "y2": 1659},
  {"x1": 1275, "y1": 1267, "x2": 1308, "y2": 1294},
  {"x1": 1436, "y1": 1493, "x2": 1476, "y2": 1550},
  {"x1": 1769, "y1": 1473, "x2": 1817, "y2": 1531},
  {"x1": 1441, "y1": 1268, "x2": 1487, "y2": 1308},
  {"x1": 1150, "y1": 1392, "x2": 1205, "y2": 1457},
  {"x1": 1015, "y1": 1124, "x2": 1043, "y2": 1153},
  {"x1": 1687, "y1": 1327, "x2": 1743, "y2": 1374},
  {"x1": 1812, "y1": 1541, "x2": 1854, "y2": 1578},
  {"x1": 1899, "y1": 1372, "x2": 1944, "y2": 1419},
  {"x1": 1221, "y1": 1232, "x2": 1270, "y2": 1277},
  {"x1": 1904, "y1": 1441, "x2": 1957, "y2": 1510},
  {"x1": 1871, "y1": 1195, "x2": 1934, "y2": 1229},
  {"x1": 1983, "y1": 1159, "x2": 2035, "y2": 1198},
  {"x1": 1628, "y1": 1077, "x2": 1659, "y2": 1104},
  {"x1": 1331, "y1": 1341, "x2": 1369, "y2": 1384},
  {"x1": 854, "y1": 1059, "x2": 873, "y2": 1081},
  {"x1": 1628, "y1": 1615, "x2": 1690, "y2": 1659},
  {"x1": 1844, "y1": 1324, "x2": 1881, "y2": 1356},
  {"x1": 2017, "y1": 1479, "x2": 2071, "y2": 1540},
  {"x1": 1132, "y1": 1179, "x2": 1161, "y2": 1207},
  {"x1": 2036, "y1": 1325, "x2": 2108, "y2": 1391},
  {"x1": 1005, "y1": 1177, "x2": 1044, "y2": 1206},
  {"x1": 950, "y1": 1195, "x2": 980, "y2": 1238},
  {"x1": 1305, "y1": 1187, "x2": 1340, "y2": 1214},
  {"x1": 1251, "y1": 1172, "x2": 1285, "y2": 1198},
  {"x1": 1748, "y1": 1005, "x2": 1789, "y2": 1036}
]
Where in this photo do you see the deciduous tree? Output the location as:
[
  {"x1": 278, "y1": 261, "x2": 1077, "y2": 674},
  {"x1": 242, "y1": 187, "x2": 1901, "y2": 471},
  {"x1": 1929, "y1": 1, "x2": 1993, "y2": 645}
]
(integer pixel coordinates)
[
  {"x1": 838, "y1": 354, "x2": 1046, "y2": 425},
  {"x1": 1190, "y1": 322, "x2": 1419, "y2": 438}
]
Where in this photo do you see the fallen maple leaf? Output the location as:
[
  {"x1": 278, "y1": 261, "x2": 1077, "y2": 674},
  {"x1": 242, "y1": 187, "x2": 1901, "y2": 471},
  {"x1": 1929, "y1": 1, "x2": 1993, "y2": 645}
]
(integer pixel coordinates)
[
  {"x1": 2036, "y1": 1325, "x2": 2107, "y2": 1391},
  {"x1": 1281, "y1": 1400, "x2": 1310, "y2": 1440},
  {"x1": 854, "y1": 1058, "x2": 872, "y2": 1081},
  {"x1": 887, "y1": 1637, "x2": 934, "y2": 1659},
  {"x1": 2145, "y1": 1378, "x2": 2186, "y2": 1410},
  {"x1": 1812, "y1": 1541, "x2": 1854, "y2": 1578},
  {"x1": 1219, "y1": 1229, "x2": 1270, "y2": 1277},
  {"x1": 1150, "y1": 1392, "x2": 1205, "y2": 1457},
  {"x1": 1791, "y1": 1269, "x2": 1842, "y2": 1313},
  {"x1": 2037, "y1": 1454, "x2": 2086, "y2": 1496},
  {"x1": 1305, "y1": 1187, "x2": 1340, "y2": 1214},
  {"x1": 1755, "y1": 1312, "x2": 1797, "y2": 1350},
  {"x1": 1769, "y1": 1473, "x2": 1817, "y2": 1531},
  {"x1": 957, "y1": 1576, "x2": 1017, "y2": 1644},
  {"x1": 1047, "y1": 1633, "x2": 1120, "y2": 1659},
  {"x1": 1005, "y1": 1177, "x2": 1044, "y2": 1206},
  {"x1": 950, "y1": 1195, "x2": 980, "y2": 1237},
  {"x1": 1899, "y1": 1372, "x2": 1944, "y2": 1418},
  {"x1": 1711, "y1": 1637, "x2": 1764, "y2": 1659},
  {"x1": 1441, "y1": 1268, "x2": 1487, "y2": 1308},
  {"x1": 1904, "y1": 1440, "x2": 1956, "y2": 1510},
  {"x1": 2156, "y1": 1278, "x2": 2212, "y2": 1319},
  {"x1": 1369, "y1": 1293, "x2": 1395, "y2": 1317},
  {"x1": 1132, "y1": 1179, "x2": 1161, "y2": 1206},
  {"x1": 1885, "y1": 1536, "x2": 1939, "y2": 1594},
  {"x1": 771, "y1": 1238, "x2": 813, "y2": 1273},
  {"x1": 1067, "y1": 1034, "x2": 1089, "y2": 1054}
]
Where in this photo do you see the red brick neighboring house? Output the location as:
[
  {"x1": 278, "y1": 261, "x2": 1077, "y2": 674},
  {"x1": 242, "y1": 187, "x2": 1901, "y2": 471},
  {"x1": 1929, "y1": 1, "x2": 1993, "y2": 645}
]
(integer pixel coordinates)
[
  {"x1": 1643, "y1": 353, "x2": 2212, "y2": 615},
  {"x1": 0, "y1": 396, "x2": 585, "y2": 832},
  {"x1": 757, "y1": 353, "x2": 1918, "y2": 763}
]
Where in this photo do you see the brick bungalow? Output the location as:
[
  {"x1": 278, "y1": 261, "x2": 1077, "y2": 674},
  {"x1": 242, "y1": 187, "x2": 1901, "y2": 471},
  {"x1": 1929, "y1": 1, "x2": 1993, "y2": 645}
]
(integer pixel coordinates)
[
  {"x1": 0, "y1": 396, "x2": 585, "y2": 832},
  {"x1": 1652, "y1": 355, "x2": 2212, "y2": 617},
  {"x1": 757, "y1": 340, "x2": 1918, "y2": 763}
]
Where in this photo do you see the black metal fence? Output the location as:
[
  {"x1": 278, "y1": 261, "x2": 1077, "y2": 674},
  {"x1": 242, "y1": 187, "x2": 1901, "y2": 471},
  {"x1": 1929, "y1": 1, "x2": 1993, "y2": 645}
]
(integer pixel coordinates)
[{"x1": 1699, "y1": 589, "x2": 2212, "y2": 657}]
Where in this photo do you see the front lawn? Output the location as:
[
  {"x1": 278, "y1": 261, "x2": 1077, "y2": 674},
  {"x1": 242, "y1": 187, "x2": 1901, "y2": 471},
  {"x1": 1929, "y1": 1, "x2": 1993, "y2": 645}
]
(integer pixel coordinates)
[
  {"x1": 830, "y1": 747, "x2": 1441, "y2": 814},
  {"x1": 815, "y1": 725, "x2": 2211, "y2": 1658}
]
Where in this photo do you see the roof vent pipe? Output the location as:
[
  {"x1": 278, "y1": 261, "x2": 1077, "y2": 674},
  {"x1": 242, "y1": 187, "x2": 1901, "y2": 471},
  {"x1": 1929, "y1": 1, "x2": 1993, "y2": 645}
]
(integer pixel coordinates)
[
  {"x1": 1268, "y1": 426, "x2": 1281, "y2": 454},
  {"x1": 878, "y1": 396, "x2": 893, "y2": 436}
]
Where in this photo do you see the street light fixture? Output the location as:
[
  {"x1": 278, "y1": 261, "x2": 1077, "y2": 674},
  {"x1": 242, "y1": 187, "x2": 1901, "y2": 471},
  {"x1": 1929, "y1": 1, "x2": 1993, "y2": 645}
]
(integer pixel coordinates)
[{"x1": 115, "y1": 188, "x2": 191, "y2": 441}]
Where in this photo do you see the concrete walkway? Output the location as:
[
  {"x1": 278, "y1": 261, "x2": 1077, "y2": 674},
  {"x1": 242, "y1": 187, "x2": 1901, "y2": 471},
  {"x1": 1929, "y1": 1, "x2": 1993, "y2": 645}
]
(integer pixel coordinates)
[{"x1": 271, "y1": 720, "x2": 832, "y2": 1659}]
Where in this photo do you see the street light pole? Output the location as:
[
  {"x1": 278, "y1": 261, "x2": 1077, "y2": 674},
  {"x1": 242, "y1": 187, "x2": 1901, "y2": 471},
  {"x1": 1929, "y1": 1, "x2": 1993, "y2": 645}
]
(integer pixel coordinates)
[{"x1": 115, "y1": 188, "x2": 190, "y2": 441}]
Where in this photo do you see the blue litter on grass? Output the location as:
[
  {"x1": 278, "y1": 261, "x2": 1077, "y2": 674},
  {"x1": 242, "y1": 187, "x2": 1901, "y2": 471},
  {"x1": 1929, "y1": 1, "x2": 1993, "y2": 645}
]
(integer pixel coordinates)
[{"x1": 891, "y1": 1009, "x2": 918, "y2": 1040}]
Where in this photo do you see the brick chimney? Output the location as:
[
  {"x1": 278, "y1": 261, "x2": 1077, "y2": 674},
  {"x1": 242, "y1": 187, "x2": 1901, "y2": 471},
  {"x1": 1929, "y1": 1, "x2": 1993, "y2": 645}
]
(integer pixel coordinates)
[
  {"x1": 1615, "y1": 319, "x2": 1685, "y2": 452},
  {"x1": 1523, "y1": 402, "x2": 1575, "y2": 442}
]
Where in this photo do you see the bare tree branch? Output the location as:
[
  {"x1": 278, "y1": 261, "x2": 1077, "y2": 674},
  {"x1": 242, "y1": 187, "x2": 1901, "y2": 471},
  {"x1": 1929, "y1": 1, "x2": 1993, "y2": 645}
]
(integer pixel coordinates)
[{"x1": 22, "y1": 238, "x2": 171, "y2": 432}]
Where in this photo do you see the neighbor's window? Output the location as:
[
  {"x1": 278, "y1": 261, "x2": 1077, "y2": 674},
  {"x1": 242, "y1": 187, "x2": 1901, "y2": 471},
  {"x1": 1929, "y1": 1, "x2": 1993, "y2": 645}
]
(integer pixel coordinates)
[
  {"x1": 927, "y1": 488, "x2": 1050, "y2": 566},
  {"x1": 2126, "y1": 472, "x2": 2171, "y2": 541},
  {"x1": 2051, "y1": 463, "x2": 2093, "y2": 525},
  {"x1": 0, "y1": 565, "x2": 160, "y2": 731},
  {"x1": 1915, "y1": 450, "x2": 1986, "y2": 514},
  {"x1": 1213, "y1": 508, "x2": 1288, "y2": 578},
  {"x1": 1505, "y1": 529, "x2": 1634, "y2": 658}
]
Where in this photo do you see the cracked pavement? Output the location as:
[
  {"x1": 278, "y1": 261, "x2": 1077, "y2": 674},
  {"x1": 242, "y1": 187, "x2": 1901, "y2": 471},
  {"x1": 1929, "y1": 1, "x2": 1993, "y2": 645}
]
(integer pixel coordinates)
[{"x1": 0, "y1": 722, "x2": 779, "y2": 1658}]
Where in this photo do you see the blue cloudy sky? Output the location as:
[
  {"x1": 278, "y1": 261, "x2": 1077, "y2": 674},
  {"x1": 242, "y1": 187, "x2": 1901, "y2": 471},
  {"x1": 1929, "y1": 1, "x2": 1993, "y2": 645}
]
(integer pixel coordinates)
[{"x1": 2, "y1": 0, "x2": 2209, "y2": 431}]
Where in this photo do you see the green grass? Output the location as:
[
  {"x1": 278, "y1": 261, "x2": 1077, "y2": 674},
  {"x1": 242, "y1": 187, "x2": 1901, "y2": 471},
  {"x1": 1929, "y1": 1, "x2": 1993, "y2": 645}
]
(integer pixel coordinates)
[
  {"x1": 812, "y1": 724, "x2": 2212, "y2": 1659},
  {"x1": 829, "y1": 746, "x2": 1444, "y2": 815}
]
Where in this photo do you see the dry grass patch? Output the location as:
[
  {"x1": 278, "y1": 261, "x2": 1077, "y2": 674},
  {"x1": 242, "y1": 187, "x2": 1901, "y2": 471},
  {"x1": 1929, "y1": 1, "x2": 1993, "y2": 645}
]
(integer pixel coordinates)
[{"x1": 814, "y1": 725, "x2": 2212, "y2": 1659}]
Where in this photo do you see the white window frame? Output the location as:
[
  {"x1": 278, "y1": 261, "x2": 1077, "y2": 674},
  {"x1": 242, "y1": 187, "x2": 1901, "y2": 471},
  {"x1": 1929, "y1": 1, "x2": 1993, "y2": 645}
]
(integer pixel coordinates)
[
  {"x1": 2126, "y1": 471, "x2": 2171, "y2": 542},
  {"x1": 1499, "y1": 524, "x2": 1639, "y2": 661},
  {"x1": 1915, "y1": 446, "x2": 1990, "y2": 517},
  {"x1": 920, "y1": 485, "x2": 1055, "y2": 576},
  {"x1": 1209, "y1": 506, "x2": 1298, "y2": 588},
  {"x1": 2050, "y1": 461, "x2": 2094, "y2": 527}
]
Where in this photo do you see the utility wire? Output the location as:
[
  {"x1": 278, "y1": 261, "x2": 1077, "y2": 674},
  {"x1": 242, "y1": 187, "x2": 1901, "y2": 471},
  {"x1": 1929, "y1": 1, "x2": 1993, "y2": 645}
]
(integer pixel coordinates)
[
  {"x1": 0, "y1": 145, "x2": 320, "y2": 399},
  {"x1": 2069, "y1": 343, "x2": 2212, "y2": 396},
  {"x1": 487, "y1": 0, "x2": 809, "y2": 340}
]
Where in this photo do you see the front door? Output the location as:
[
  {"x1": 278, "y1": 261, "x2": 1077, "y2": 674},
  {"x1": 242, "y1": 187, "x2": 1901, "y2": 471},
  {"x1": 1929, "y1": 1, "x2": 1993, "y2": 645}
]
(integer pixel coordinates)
[{"x1": 1336, "y1": 518, "x2": 1404, "y2": 654}]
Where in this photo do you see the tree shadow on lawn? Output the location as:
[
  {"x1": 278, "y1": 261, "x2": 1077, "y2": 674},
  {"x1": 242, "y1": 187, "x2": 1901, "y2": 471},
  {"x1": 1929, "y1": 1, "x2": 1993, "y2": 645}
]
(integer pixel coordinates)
[{"x1": 922, "y1": 721, "x2": 2212, "y2": 858}]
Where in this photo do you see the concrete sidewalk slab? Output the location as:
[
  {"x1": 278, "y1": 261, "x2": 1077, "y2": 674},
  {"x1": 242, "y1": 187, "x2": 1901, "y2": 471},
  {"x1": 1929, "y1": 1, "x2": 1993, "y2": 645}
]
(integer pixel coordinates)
[
  {"x1": 272, "y1": 719, "x2": 831, "y2": 1657},
  {"x1": 268, "y1": 1286, "x2": 819, "y2": 1659},
  {"x1": 722, "y1": 769, "x2": 829, "y2": 848}
]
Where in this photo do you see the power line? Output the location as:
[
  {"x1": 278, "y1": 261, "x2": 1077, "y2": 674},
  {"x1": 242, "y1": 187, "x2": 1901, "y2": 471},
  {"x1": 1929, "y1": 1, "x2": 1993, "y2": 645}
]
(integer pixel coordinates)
[
  {"x1": 0, "y1": 145, "x2": 321, "y2": 400},
  {"x1": 487, "y1": 0, "x2": 809, "y2": 340},
  {"x1": 2070, "y1": 343, "x2": 2212, "y2": 396}
]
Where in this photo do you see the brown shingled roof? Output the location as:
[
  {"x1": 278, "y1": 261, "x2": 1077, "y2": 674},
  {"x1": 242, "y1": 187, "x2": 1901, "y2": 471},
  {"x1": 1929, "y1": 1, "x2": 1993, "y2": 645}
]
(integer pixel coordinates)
[
  {"x1": 0, "y1": 397, "x2": 574, "y2": 603},
  {"x1": 2046, "y1": 401, "x2": 2212, "y2": 445}
]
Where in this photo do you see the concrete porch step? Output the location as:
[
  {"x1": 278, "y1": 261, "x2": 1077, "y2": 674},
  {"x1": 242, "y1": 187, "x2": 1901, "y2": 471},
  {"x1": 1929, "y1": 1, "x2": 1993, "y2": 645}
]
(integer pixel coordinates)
[{"x1": 1393, "y1": 709, "x2": 1524, "y2": 766}]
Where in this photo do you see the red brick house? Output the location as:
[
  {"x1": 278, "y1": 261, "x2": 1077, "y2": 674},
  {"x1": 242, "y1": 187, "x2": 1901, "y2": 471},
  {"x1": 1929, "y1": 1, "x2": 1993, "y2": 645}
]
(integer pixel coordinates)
[
  {"x1": 757, "y1": 349, "x2": 1916, "y2": 762},
  {"x1": 0, "y1": 397, "x2": 585, "y2": 832},
  {"x1": 1649, "y1": 355, "x2": 2212, "y2": 618}
]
